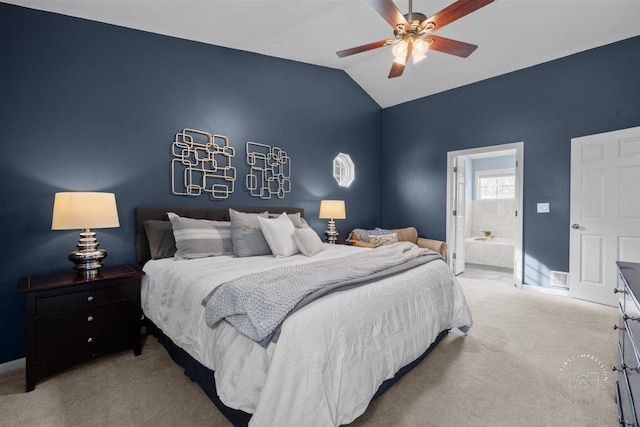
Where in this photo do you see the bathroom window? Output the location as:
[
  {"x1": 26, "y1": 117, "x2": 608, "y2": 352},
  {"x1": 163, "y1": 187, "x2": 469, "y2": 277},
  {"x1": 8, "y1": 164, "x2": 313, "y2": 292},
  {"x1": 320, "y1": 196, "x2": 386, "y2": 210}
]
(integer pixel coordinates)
[{"x1": 476, "y1": 169, "x2": 515, "y2": 200}]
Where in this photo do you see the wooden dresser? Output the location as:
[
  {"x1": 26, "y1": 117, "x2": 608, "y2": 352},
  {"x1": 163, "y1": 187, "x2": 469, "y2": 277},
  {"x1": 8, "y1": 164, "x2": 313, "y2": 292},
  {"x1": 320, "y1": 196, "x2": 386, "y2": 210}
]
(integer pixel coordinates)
[
  {"x1": 17, "y1": 265, "x2": 144, "y2": 392},
  {"x1": 616, "y1": 261, "x2": 640, "y2": 426}
]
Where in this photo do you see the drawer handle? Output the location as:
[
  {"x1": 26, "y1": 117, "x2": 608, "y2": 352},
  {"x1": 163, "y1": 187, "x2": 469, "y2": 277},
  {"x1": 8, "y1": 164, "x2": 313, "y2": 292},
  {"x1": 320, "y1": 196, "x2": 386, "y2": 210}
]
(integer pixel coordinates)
[
  {"x1": 87, "y1": 337, "x2": 94, "y2": 343},
  {"x1": 624, "y1": 314, "x2": 640, "y2": 322},
  {"x1": 614, "y1": 288, "x2": 627, "y2": 294},
  {"x1": 87, "y1": 316, "x2": 94, "y2": 322},
  {"x1": 612, "y1": 364, "x2": 640, "y2": 373},
  {"x1": 87, "y1": 296, "x2": 94, "y2": 302}
]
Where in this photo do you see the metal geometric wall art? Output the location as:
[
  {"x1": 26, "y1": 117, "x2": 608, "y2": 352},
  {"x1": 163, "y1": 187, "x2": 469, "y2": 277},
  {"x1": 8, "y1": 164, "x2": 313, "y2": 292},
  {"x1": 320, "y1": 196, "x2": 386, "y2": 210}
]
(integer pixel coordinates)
[
  {"x1": 245, "y1": 141, "x2": 291, "y2": 199},
  {"x1": 171, "y1": 128, "x2": 236, "y2": 200}
]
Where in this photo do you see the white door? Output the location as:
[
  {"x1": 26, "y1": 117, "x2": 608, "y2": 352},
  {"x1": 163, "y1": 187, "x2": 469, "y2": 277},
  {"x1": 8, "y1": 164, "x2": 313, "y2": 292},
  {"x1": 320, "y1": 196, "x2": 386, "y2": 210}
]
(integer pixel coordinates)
[
  {"x1": 452, "y1": 157, "x2": 466, "y2": 275},
  {"x1": 570, "y1": 126, "x2": 640, "y2": 306}
]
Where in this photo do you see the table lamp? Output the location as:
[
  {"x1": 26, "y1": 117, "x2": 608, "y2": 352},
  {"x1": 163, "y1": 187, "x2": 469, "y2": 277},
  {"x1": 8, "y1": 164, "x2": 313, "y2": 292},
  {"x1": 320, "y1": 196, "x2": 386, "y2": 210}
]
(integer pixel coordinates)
[
  {"x1": 51, "y1": 192, "x2": 120, "y2": 278},
  {"x1": 319, "y1": 200, "x2": 346, "y2": 244}
]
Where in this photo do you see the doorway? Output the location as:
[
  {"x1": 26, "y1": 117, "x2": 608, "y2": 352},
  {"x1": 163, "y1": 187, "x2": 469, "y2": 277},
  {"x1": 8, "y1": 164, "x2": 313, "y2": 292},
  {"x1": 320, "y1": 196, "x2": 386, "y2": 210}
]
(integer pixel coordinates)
[{"x1": 446, "y1": 142, "x2": 524, "y2": 287}]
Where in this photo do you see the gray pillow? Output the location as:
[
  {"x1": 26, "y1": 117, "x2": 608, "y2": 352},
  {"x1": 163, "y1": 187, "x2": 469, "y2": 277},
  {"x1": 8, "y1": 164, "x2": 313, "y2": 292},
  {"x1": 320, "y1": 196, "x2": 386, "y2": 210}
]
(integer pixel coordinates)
[
  {"x1": 229, "y1": 209, "x2": 271, "y2": 257},
  {"x1": 144, "y1": 220, "x2": 176, "y2": 260},
  {"x1": 167, "y1": 212, "x2": 233, "y2": 259},
  {"x1": 293, "y1": 227, "x2": 324, "y2": 257},
  {"x1": 268, "y1": 212, "x2": 307, "y2": 228}
]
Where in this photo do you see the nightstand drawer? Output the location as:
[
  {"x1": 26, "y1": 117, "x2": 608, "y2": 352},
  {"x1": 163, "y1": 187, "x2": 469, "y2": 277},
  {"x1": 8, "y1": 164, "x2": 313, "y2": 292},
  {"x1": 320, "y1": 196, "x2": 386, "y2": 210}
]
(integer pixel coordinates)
[
  {"x1": 36, "y1": 302, "x2": 133, "y2": 360},
  {"x1": 36, "y1": 283, "x2": 136, "y2": 316}
]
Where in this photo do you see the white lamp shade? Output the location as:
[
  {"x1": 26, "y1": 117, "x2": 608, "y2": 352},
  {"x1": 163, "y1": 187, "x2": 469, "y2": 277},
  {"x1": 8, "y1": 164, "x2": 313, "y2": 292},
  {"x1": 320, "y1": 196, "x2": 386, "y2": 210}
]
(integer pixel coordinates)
[
  {"x1": 51, "y1": 192, "x2": 120, "y2": 230},
  {"x1": 319, "y1": 200, "x2": 346, "y2": 220}
]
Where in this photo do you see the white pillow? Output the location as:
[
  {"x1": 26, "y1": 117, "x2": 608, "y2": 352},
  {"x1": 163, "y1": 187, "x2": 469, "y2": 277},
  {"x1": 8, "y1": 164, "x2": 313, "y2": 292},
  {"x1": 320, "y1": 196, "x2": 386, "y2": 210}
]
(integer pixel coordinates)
[
  {"x1": 257, "y1": 212, "x2": 300, "y2": 257},
  {"x1": 293, "y1": 227, "x2": 324, "y2": 257}
]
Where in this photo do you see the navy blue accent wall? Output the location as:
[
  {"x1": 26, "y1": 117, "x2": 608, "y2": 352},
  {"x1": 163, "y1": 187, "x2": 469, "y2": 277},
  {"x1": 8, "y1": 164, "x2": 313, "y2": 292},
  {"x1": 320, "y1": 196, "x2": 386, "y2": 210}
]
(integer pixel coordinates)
[
  {"x1": 0, "y1": 4, "x2": 382, "y2": 364},
  {"x1": 381, "y1": 36, "x2": 640, "y2": 286}
]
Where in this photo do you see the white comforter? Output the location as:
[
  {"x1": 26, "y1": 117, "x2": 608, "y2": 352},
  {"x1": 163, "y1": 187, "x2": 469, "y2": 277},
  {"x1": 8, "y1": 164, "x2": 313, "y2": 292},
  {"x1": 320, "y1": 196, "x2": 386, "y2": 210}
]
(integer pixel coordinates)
[{"x1": 141, "y1": 244, "x2": 472, "y2": 427}]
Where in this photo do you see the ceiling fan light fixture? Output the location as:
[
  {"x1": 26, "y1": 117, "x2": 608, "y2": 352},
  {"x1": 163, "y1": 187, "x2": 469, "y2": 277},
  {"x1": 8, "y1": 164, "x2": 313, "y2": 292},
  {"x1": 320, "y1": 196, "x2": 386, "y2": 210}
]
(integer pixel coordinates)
[
  {"x1": 412, "y1": 52, "x2": 427, "y2": 64},
  {"x1": 411, "y1": 38, "x2": 428, "y2": 64},
  {"x1": 393, "y1": 57, "x2": 407, "y2": 65},
  {"x1": 392, "y1": 40, "x2": 408, "y2": 59},
  {"x1": 413, "y1": 38, "x2": 428, "y2": 54}
]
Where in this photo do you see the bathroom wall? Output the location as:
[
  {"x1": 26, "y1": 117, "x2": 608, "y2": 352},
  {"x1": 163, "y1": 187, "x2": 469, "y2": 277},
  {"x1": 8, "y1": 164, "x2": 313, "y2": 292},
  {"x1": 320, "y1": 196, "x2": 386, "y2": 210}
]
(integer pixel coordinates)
[
  {"x1": 470, "y1": 199, "x2": 516, "y2": 238},
  {"x1": 464, "y1": 155, "x2": 516, "y2": 239}
]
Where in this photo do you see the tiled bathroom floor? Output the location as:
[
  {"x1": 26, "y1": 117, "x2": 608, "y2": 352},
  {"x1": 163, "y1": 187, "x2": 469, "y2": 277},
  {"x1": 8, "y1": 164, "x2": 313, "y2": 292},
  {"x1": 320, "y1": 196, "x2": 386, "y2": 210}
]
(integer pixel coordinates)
[{"x1": 458, "y1": 263, "x2": 515, "y2": 284}]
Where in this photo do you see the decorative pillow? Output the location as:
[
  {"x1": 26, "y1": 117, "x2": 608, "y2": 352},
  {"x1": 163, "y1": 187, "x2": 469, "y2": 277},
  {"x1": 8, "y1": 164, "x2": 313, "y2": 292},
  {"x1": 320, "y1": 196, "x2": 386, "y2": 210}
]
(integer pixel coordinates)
[
  {"x1": 369, "y1": 233, "x2": 398, "y2": 246},
  {"x1": 293, "y1": 227, "x2": 324, "y2": 257},
  {"x1": 351, "y1": 227, "x2": 391, "y2": 242},
  {"x1": 167, "y1": 212, "x2": 233, "y2": 259},
  {"x1": 298, "y1": 217, "x2": 310, "y2": 228},
  {"x1": 144, "y1": 220, "x2": 176, "y2": 260},
  {"x1": 258, "y1": 213, "x2": 300, "y2": 257},
  {"x1": 229, "y1": 209, "x2": 271, "y2": 257},
  {"x1": 374, "y1": 227, "x2": 391, "y2": 235}
]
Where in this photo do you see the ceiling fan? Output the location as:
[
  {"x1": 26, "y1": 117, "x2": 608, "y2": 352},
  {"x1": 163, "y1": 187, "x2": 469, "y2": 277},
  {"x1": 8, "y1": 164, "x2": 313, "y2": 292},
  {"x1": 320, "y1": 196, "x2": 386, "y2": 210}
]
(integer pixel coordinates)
[{"x1": 337, "y1": 0, "x2": 494, "y2": 78}]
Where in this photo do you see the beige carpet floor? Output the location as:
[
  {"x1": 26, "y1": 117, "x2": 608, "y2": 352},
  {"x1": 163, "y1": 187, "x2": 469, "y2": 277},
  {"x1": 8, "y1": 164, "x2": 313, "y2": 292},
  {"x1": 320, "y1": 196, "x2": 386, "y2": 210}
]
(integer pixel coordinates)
[{"x1": 0, "y1": 276, "x2": 619, "y2": 427}]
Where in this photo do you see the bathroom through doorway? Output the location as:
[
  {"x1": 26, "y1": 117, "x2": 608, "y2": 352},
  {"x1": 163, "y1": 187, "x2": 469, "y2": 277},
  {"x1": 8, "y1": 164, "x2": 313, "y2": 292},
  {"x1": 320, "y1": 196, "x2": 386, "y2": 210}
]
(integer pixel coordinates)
[{"x1": 446, "y1": 142, "x2": 523, "y2": 287}]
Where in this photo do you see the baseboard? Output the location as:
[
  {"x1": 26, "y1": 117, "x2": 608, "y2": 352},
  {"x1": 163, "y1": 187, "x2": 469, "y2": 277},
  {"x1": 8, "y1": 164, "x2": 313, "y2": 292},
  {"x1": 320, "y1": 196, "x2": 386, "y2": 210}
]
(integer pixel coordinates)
[{"x1": 0, "y1": 357, "x2": 25, "y2": 374}]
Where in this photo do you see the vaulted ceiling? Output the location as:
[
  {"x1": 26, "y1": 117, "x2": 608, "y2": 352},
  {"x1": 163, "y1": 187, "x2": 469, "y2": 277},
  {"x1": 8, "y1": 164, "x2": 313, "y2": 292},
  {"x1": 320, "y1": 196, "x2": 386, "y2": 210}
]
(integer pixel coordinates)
[{"x1": 6, "y1": 0, "x2": 640, "y2": 107}]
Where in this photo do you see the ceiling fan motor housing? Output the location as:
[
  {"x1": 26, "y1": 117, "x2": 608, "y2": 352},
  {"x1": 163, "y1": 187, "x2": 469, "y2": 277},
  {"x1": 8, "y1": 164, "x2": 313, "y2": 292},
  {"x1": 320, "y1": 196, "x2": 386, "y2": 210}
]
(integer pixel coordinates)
[
  {"x1": 404, "y1": 12, "x2": 427, "y2": 26},
  {"x1": 396, "y1": 12, "x2": 430, "y2": 38}
]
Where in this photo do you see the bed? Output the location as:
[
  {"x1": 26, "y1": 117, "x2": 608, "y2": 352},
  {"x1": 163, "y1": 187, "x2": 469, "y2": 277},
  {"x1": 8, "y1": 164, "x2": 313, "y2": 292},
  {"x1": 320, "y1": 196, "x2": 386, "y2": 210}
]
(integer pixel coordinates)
[{"x1": 136, "y1": 206, "x2": 472, "y2": 427}]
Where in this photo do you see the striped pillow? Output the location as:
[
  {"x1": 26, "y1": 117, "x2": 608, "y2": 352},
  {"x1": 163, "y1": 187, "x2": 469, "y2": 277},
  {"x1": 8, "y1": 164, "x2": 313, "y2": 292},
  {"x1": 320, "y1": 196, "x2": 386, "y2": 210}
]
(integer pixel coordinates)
[{"x1": 167, "y1": 212, "x2": 233, "y2": 259}]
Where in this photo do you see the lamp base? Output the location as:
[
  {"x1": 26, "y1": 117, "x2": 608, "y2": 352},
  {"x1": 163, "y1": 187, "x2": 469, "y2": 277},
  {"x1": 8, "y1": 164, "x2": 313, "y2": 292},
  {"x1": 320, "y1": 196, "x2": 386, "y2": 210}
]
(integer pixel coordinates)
[
  {"x1": 324, "y1": 219, "x2": 339, "y2": 244},
  {"x1": 68, "y1": 230, "x2": 107, "y2": 278}
]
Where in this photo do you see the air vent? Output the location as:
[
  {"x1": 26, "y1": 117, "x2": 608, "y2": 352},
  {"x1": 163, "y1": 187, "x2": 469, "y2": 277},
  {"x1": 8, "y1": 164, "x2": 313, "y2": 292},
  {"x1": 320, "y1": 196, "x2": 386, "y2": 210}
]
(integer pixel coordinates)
[{"x1": 550, "y1": 270, "x2": 569, "y2": 288}]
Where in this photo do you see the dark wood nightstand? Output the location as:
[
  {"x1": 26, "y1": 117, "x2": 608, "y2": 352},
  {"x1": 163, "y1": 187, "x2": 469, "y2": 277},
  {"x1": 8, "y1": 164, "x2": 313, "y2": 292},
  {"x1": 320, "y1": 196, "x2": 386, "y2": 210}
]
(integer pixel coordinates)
[
  {"x1": 334, "y1": 240, "x2": 355, "y2": 245},
  {"x1": 17, "y1": 264, "x2": 144, "y2": 392}
]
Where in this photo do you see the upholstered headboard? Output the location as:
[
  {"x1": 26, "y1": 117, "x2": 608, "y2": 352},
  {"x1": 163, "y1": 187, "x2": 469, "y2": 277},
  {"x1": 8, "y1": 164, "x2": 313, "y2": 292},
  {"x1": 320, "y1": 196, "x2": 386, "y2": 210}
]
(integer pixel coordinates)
[{"x1": 135, "y1": 206, "x2": 305, "y2": 265}]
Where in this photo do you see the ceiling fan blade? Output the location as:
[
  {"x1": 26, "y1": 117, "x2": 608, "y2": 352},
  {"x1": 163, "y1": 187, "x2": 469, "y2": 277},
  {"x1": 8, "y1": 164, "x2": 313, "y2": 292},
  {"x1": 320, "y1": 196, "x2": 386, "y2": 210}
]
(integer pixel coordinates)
[
  {"x1": 388, "y1": 43, "x2": 412, "y2": 78},
  {"x1": 388, "y1": 61, "x2": 406, "y2": 79},
  {"x1": 420, "y1": 0, "x2": 494, "y2": 32},
  {"x1": 366, "y1": 0, "x2": 409, "y2": 29},
  {"x1": 427, "y1": 35, "x2": 478, "y2": 58},
  {"x1": 336, "y1": 39, "x2": 393, "y2": 58}
]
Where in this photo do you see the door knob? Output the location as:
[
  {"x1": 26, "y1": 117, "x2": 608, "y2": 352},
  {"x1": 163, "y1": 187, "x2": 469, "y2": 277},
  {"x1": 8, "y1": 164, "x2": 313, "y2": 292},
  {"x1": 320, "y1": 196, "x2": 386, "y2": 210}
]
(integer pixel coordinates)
[{"x1": 571, "y1": 224, "x2": 581, "y2": 229}]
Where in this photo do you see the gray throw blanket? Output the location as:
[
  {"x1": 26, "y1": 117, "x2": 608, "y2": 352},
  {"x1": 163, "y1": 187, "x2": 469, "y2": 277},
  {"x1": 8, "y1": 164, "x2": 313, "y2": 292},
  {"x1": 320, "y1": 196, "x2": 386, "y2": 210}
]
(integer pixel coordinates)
[{"x1": 202, "y1": 242, "x2": 442, "y2": 344}]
